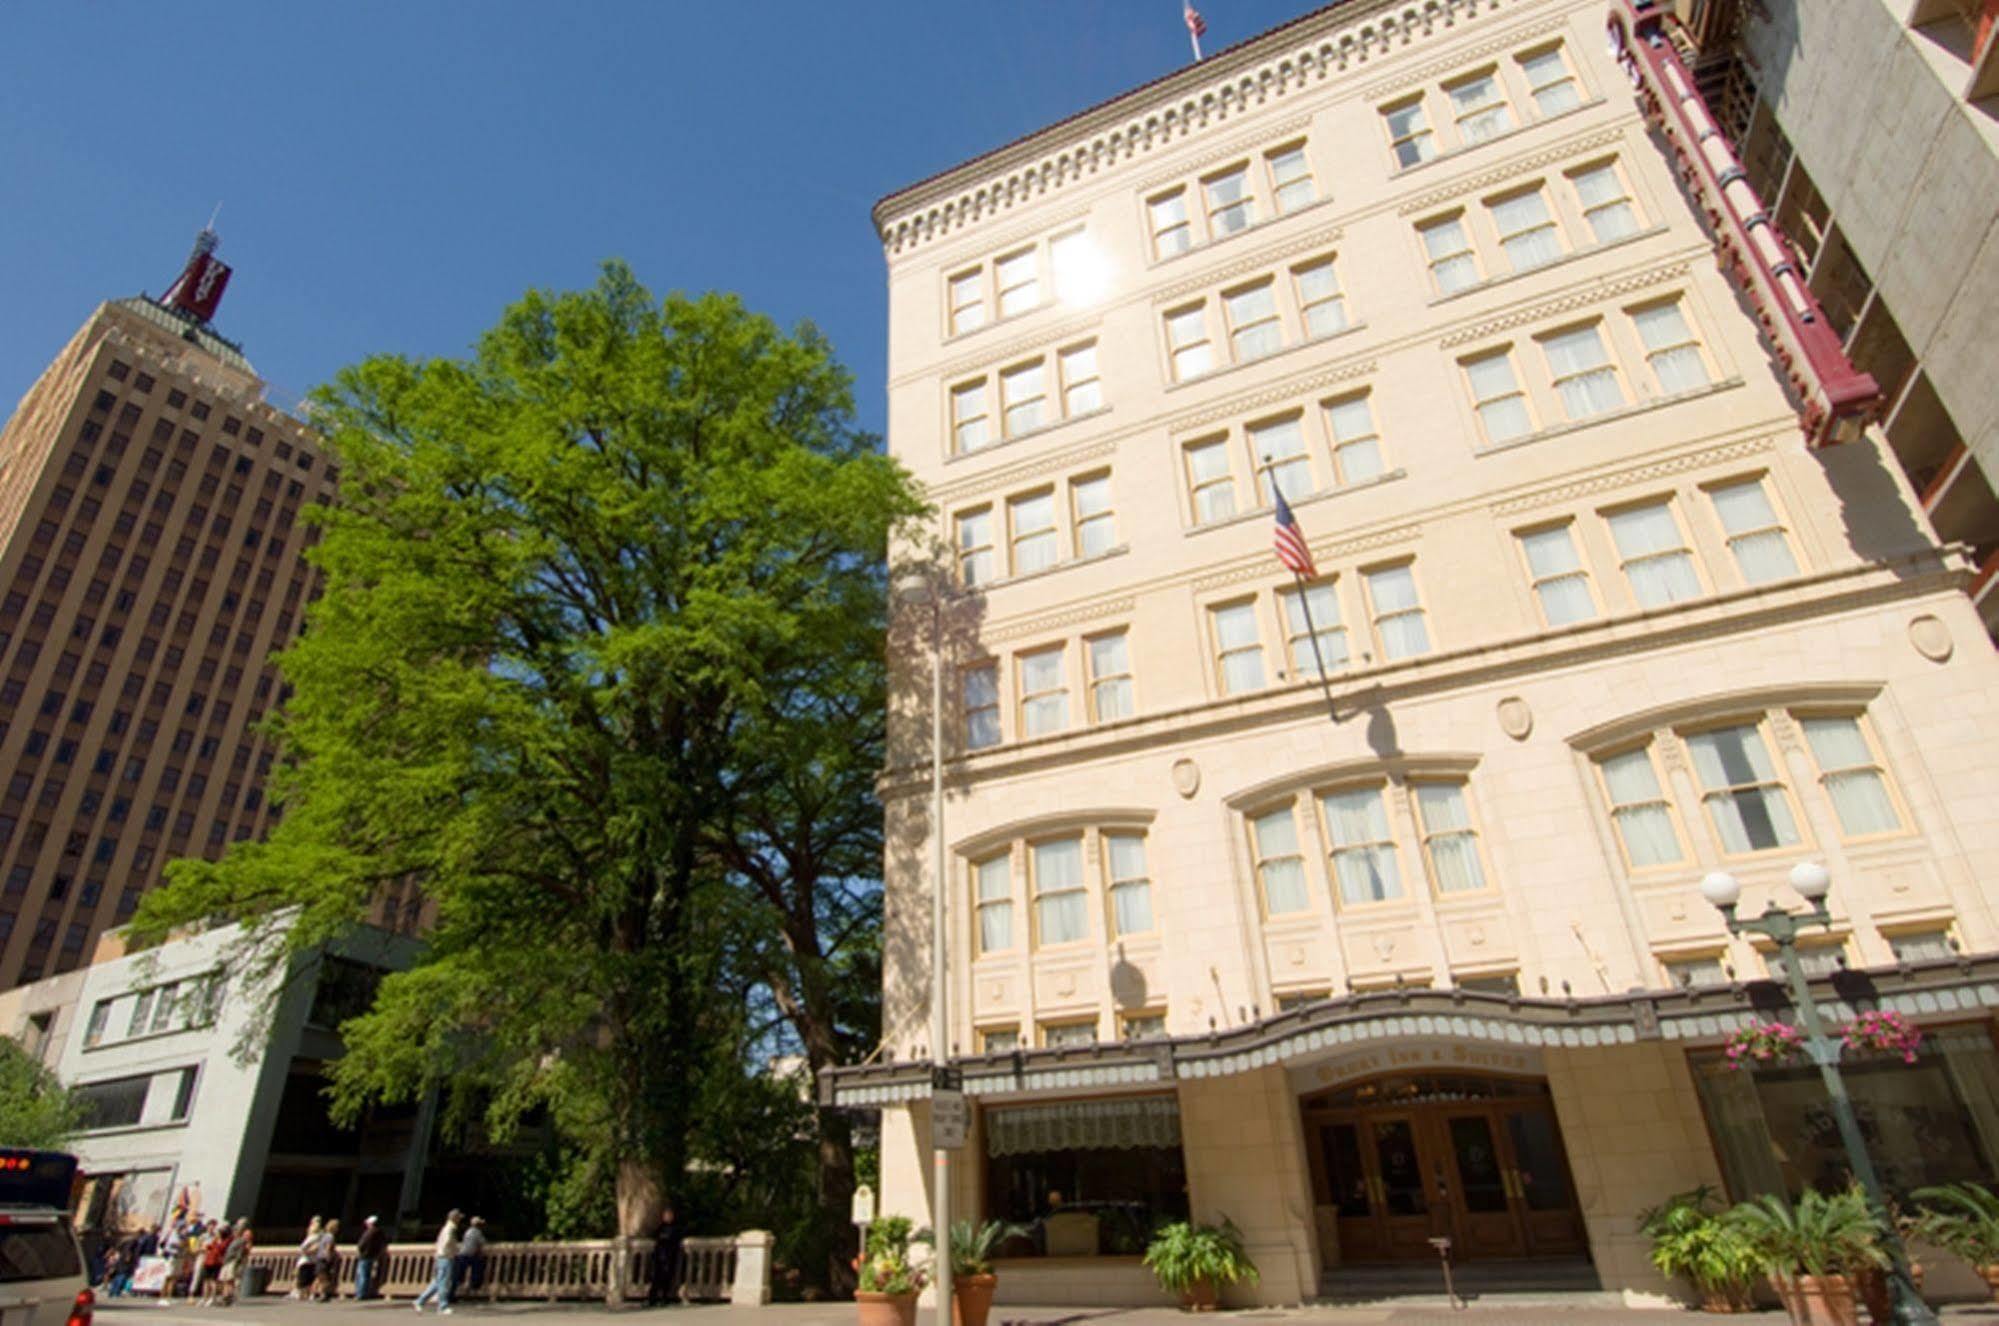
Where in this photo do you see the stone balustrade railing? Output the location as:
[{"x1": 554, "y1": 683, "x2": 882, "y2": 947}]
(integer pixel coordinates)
[{"x1": 241, "y1": 1232, "x2": 772, "y2": 1306}]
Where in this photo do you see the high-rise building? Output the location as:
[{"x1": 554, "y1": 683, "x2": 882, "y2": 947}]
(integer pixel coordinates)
[
  {"x1": 827, "y1": 0, "x2": 1999, "y2": 1308},
  {"x1": 0, "y1": 233, "x2": 335, "y2": 987}
]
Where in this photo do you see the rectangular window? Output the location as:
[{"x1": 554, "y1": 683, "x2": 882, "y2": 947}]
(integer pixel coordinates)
[
  {"x1": 1211, "y1": 600, "x2": 1266, "y2": 695},
  {"x1": 1490, "y1": 189, "x2": 1563, "y2": 271},
  {"x1": 956, "y1": 508, "x2": 995, "y2": 587},
  {"x1": 1185, "y1": 438, "x2": 1237, "y2": 524},
  {"x1": 1225, "y1": 282, "x2": 1282, "y2": 362},
  {"x1": 1633, "y1": 301, "x2": 1711, "y2": 392},
  {"x1": 1001, "y1": 361, "x2": 1047, "y2": 437},
  {"x1": 1294, "y1": 259, "x2": 1348, "y2": 338},
  {"x1": 1541, "y1": 323, "x2": 1624, "y2": 419},
  {"x1": 1032, "y1": 838, "x2": 1087, "y2": 945},
  {"x1": 949, "y1": 269, "x2": 986, "y2": 334},
  {"x1": 1323, "y1": 394, "x2": 1385, "y2": 485},
  {"x1": 1087, "y1": 631, "x2": 1135, "y2": 722},
  {"x1": 1123, "y1": 1013, "x2": 1168, "y2": 1039},
  {"x1": 976, "y1": 854, "x2": 1014, "y2": 953},
  {"x1": 1520, "y1": 46, "x2": 1581, "y2": 115},
  {"x1": 1608, "y1": 501, "x2": 1701, "y2": 607},
  {"x1": 1665, "y1": 955, "x2": 1728, "y2": 988},
  {"x1": 1071, "y1": 473, "x2": 1115, "y2": 559},
  {"x1": 1800, "y1": 715, "x2": 1900, "y2": 837},
  {"x1": 1384, "y1": 99, "x2": 1436, "y2": 167},
  {"x1": 1686, "y1": 723, "x2": 1801, "y2": 854},
  {"x1": 1321, "y1": 786, "x2": 1403, "y2": 903},
  {"x1": 127, "y1": 988, "x2": 156, "y2": 1037},
  {"x1": 1709, "y1": 478, "x2": 1797, "y2": 584},
  {"x1": 951, "y1": 381, "x2": 991, "y2": 454},
  {"x1": 1105, "y1": 833, "x2": 1154, "y2": 935},
  {"x1": 1282, "y1": 581, "x2": 1348, "y2": 675},
  {"x1": 1267, "y1": 143, "x2": 1315, "y2": 212},
  {"x1": 1049, "y1": 229, "x2": 1092, "y2": 304},
  {"x1": 1018, "y1": 645, "x2": 1069, "y2": 737},
  {"x1": 964, "y1": 665, "x2": 1001, "y2": 750},
  {"x1": 1252, "y1": 806, "x2": 1309, "y2": 914},
  {"x1": 1415, "y1": 782, "x2": 1486, "y2": 893},
  {"x1": 1204, "y1": 166, "x2": 1255, "y2": 237},
  {"x1": 1150, "y1": 189, "x2": 1194, "y2": 258},
  {"x1": 1364, "y1": 564, "x2": 1430, "y2": 659},
  {"x1": 1599, "y1": 746, "x2": 1684, "y2": 866},
  {"x1": 1165, "y1": 305, "x2": 1213, "y2": 381},
  {"x1": 995, "y1": 248, "x2": 1039, "y2": 318},
  {"x1": 1042, "y1": 1020, "x2": 1098, "y2": 1047},
  {"x1": 1250, "y1": 414, "x2": 1311, "y2": 505},
  {"x1": 1572, "y1": 163, "x2": 1640, "y2": 243},
  {"x1": 74, "y1": 1074, "x2": 149, "y2": 1130},
  {"x1": 1009, "y1": 490, "x2": 1059, "y2": 576},
  {"x1": 1519, "y1": 524, "x2": 1596, "y2": 626},
  {"x1": 1059, "y1": 342, "x2": 1102, "y2": 415},
  {"x1": 1420, "y1": 215, "x2": 1480, "y2": 294},
  {"x1": 1887, "y1": 929, "x2": 1953, "y2": 964},
  {"x1": 1447, "y1": 72, "x2": 1514, "y2": 144},
  {"x1": 979, "y1": 1027, "x2": 1021, "y2": 1053},
  {"x1": 83, "y1": 999, "x2": 113, "y2": 1048}
]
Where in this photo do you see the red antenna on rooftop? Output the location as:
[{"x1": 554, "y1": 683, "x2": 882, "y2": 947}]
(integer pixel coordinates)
[{"x1": 163, "y1": 208, "x2": 232, "y2": 325}]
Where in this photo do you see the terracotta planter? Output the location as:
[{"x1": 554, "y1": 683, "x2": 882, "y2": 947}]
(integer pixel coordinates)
[
  {"x1": 952, "y1": 1273, "x2": 997, "y2": 1326},
  {"x1": 1178, "y1": 1278, "x2": 1219, "y2": 1312},
  {"x1": 1770, "y1": 1274, "x2": 1804, "y2": 1326},
  {"x1": 1698, "y1": 1282, "x2": 1755, "y2": 1313},
  {"x1": 856, "y1": 1289, "x2": 918, "y2": 1326},
  {"x1": 1854, "y1": 1267, "x2": 1889, "y2": 1325},
  {"x1": 1791, "y1": 1274, "x2": 1861, "y2": 1326}
]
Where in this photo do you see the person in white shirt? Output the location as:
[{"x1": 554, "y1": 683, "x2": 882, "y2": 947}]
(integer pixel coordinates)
[{"x1": 413, "y1": 1210, "x2": 464, "y2": 1314}]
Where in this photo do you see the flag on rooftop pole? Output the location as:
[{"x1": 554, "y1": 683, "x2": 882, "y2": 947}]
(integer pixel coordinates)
[
  {"x1": 1272, "y1": 486, "x2": 1341, "y2": 723},
  {"x1": 1184, "y1": 0, "x2": 1207, "y2": 61}
]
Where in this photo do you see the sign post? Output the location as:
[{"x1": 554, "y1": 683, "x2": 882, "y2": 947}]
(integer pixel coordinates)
[
  {"x1": 931, "y1": 1088, "x2": 968, "y2": 1151},
  {"x1": 851, "y1": 1182, "x2": 875, "y2": 1267}
]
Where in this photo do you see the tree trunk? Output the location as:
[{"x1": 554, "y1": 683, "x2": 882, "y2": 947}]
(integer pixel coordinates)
[
  {"x1": 616, "y1": 1155, "x2": 663, "y2": 1238},
  {"x1": 819, "y1": 1113, "x2": 859, "y2": 1295}
]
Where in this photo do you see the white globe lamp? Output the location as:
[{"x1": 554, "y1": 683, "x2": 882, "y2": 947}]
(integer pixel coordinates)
[{"x1": 1699, "y1": 870, "x2": 1742, "y2": 910}]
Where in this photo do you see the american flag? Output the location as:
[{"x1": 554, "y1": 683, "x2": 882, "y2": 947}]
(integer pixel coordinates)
[
  {"x1": 1184, "y1": 0, "x2": 1207, "y2": 40},
  {"x1": 1272, "y1": 487, "x2": 1317, "y2": 578}
]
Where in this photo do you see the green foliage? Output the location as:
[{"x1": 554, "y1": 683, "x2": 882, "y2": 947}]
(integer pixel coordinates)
[
  {"x1": 913, "y1": 1219, "x2": 1028, "y2": 1278},
  {"x1": 1141, "y1": 1217, "x2": 1260, "y2": 1295},
  {"x1": 858, "y1": 1216, "x2": 926, "y2": 1296},
  {"x1": 0, "y1": 1039, "x2": 81, "y2": 1149},
  {"x1": 1911, "y1": 1181, "x2": 1999, "y2": 1267},
  {"x1": 1636, "y1": 1185, "x2": 1761, "y2": 1297},
  {"x1": 1727, "y1": 1187, "x2": 1888, "y2": 1279}
]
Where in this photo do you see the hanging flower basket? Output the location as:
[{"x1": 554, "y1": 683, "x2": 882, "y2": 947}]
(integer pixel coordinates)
[
  {"x1": 1723, "y1": 1019, "x2": 1805, "y2": 1070},
  {"x1": 1841, "y1": 1009, "x2": 1922, "y2": 1064}
]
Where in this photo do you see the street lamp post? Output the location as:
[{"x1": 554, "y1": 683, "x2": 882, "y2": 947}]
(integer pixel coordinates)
[{"x1": 1699, "y1": 862, "x2": 1937, "y2": 1326}]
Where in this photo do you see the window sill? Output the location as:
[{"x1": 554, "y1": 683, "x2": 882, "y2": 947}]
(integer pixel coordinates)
[
  {"x1": 1470, "y1": 377, "x2": 1744, "y2": 457},
  {"x1": 1389, "y1": 97, "x2": 1606, "y2": 180},
  {"x1": 1166, "y1": 319, "x2": 1372, "y2": 394},
  {"x1": 1425, "y1": 224, "x2": 1669, "y2": 306},
  {"x1": 943, "y1": 291, "x2": 1107, "y2": 347},
  {"x1": 74, "y1": 1118, "x2": 193, "y2": 1139},
  {"x1": 949, "y1": 405, "x2": 1113, "y2": 466},
  {"x1": 83, "y1": 1020, "x2": 219, "y2": 1054},
  {"x1": 967, "y1": 543, "x2": 1130, "y2": 595},
  {"x1": 1147, "y1": 194, "x2": 1339, "y2": 270},
  {"x1": 1187, "y1": 468, "x2": 1407, "y2": 537}
]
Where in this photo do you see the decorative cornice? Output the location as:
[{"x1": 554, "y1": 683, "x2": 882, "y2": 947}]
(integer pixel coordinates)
[
  {"x1": 950, "y1": 204, "x2": 1093, "y2": 270},
  {"x1": 984, "y1": 595, "x2": 1138, "y2": 645},
  {"x1": 1191, "y1": 521, "x2": 1421, "y2": 592},
  {"x1": 1490, "y1": 433, "x2": 1779, "y2": 516},
  {"x1": 931, "y1": 437, "x2": 1121, "y2": 507},
  {"x1": 937, "y1": 311, "x2": 1105, "y2": 382},
  {"x1": 1168, "y1": 357, "x2": 1379, "y2": 435},
  {"x1": 1152, "y1": 224, "x2": 1347, "y2": 305},
  {"x1": 1358, "y1": 13, "x2": 1572, "y2": 101},
  {"x1": 1397, "y1": 126, "x2": 1627, "y2": 216},
  {"x1": 1438, "y1": 260, "x2": 1691, "y2": 348},
  {"x1": 1136, "y1": 112, "x2": 1318, "y2": 194}
]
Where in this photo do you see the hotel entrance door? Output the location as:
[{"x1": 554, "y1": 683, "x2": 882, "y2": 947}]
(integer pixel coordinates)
[{"x1": 1303, "y1": 1074, "x2": 1586, "y2": 1264}]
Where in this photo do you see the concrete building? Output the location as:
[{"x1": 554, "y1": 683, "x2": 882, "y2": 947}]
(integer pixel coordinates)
[
  {"x1": 826, "y1": 0, "x2": 1999, "y2": 1308},
  {"x1": 0, "y1": 233, "x2": 340, "y2": 988}
]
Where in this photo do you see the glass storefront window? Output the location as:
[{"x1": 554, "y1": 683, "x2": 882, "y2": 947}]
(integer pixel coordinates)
[{"x1": 983, "y1": 1096, "x2": 1190, "y2": 1257}]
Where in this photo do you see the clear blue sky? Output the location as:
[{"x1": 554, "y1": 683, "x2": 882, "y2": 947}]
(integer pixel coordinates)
[{"x1": 1, "y1": 1, "x2": 1319, "y2": 437}]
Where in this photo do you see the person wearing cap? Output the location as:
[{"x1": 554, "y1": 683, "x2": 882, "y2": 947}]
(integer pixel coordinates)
[
  {"x1": 354, "y1": 1216, "x2": 388, "y2": 1301},
  {"x1": 453, "y1": 1218, "x2": 488, "y2": 1300},
  {"x1": 413, "y1": 1210, "x2": 463, "y2": 1314}
]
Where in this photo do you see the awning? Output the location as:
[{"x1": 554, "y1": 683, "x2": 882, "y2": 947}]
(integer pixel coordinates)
[{"x1": 985, "y1": 1096, "x2": 1182, "y2": 1157}]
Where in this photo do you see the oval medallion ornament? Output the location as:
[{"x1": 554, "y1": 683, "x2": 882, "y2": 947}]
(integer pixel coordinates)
[
  {"x1": 1171, "y1": 757, "x2": 1201, "y2": 799},
  {"x1": 1908, "y1": 614, "x2": 1953, "y2": 663},
  {"x1": 1496, "y1": 696, "x2": 1533, "y2": 741}
]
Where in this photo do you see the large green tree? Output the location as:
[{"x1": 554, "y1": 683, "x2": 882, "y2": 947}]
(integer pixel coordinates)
[
  {"x1": 0, "y1": 1038, "x2": 82, "y2": 1148},
  {"x1": 134, "y1": 264, "x2": 922, "y2": 1236}
]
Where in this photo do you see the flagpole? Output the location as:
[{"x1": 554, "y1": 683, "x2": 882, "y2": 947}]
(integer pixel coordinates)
[
  {"x1": 1189, "y1": 29, "x2": 1203, "y2": 61},
  {"x1": 1290, "y1": 570, "x2": 1341, "y2": 724}
]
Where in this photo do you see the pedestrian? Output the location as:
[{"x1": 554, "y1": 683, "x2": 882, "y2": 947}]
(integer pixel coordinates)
[
  {"x1": 644, "y1": 1204, "x2": 684, "y2": 1308},
  {"x1": 219, "y1": 1220, "x2": 254, "y2": 1307},
  {"x1": 196, "y1": 1223, "x2": 229, "y2": 1305},
  {"x1": 412, "y1": 1209, "x2": 463, "y2": 1315},
  {"x1": 453, "y1": 1217, "x2": 487, "y2": 1300},
  {"x1": 293, "y1": 1216, "x2": 323, "y2": 1300},
  {"x1": 160, "y1": 1219, "x2": 193, "y2": 1306},
  {"x1": 354, "y1": 1216, "x2": 388, "y2": 1302},
  {"x1": 311, "y1": 1218, "x2": 342, "y2": 1301}
]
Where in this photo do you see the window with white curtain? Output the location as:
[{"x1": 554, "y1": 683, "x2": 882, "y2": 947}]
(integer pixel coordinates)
[
  {"x1": 1185, "y1": 438, "x2": 1237, "y2": 524},
  {"x1": 1633, "y1": 302, "x2": 1710, "y2": 393},
  {"x1": 1251, "y1": 414, "x2": 1312, "y2": 504},
  {"x1": 1205, "y1": 167, "x2": 1256, "y2": 237},
  {"x1": 1685, "y1": 723, "x2": 1801, "y2": 854},
  {"x1": 1520, "y1": 46, "x2": 1581, "y2": 115},
  {"x1": 957, "y1": 508, "x2": 995, "y2": 587},
  {"x1": 964, "y1": 665, "x2": 1000, "y2": 750},
  {"x1": 1252, "y1": 805, "x2": 1310, "y2": 914},
  {"x1": 949, "y1": 270, "x2": 986, "y2": 334},
  {"x1": 1598, "y1": 746, "x2": 1683, "y2": 866},
  {"x1": 1607, "y1": 501, "x2": 1701, "y2": 607},
  {"x1": 980, "y1": 1027, "x2": 1021, "y2": 1053},
  {"x1": 1267, "y1": 143, "x2": 1315, "y2": 212},
  {"x1": 1211, "y1": 600, "x2": 1266, "y2": 694},
  {"x1": 1385, "y1": 99, "x2": 1436, "y2": 167},
  {"x1": 1800, "y1": 715, "x2": 1901, "y2": 837},
  {"x1": 1105, "y1": 833, "x2": 1154, "y2": 936},
  {"x1": 1888, "y1": 929, "x2": 1954, "y2": 963},
  {"x1": 1709, "y1": 478, "x2": 1798, "y2": 584},
  {"x1": 1519, "y1": 523, "x2": 1596, "y2": 626},
  {"x1": 1001, "y1": 361, "x2": 1047, "y2": 437},
  {"x1": 1009, "y1": 490, "x2": 1058, "y2": 575},
  {"x1": 1465, "y1": 351, "x2": 1533, "y2": 442},
  {"x1": 1420, "y1": 214, "x2": 1481, "y2": 294},
  {"x1": 1364, "y1": 564, "x2": 1431, "y2": 659},
  {"x1": 1294, "y1": 260, "x2": 1348, "y2": 337},
  {"x1": 1071, "y1": 473, "x2": 1115, "y2": 559},
  {"x1": 1042, "y1": 1019, "x2": 1098, "y2": 1046},
  {"x1": 1049, "y1": 229, "x2": 1091, "y2": 304},
  {"x1": 975, "y1": 854, "x2": 1014, "y2": 953},
  {"x1": 952, "y1": 380, "x2": 991, "y2": 453},
  {"x1": 1018, "y1": 645, "x2": 1069, "y2": 736},
  {"x1": 1320, "y1": 785, "x2": 1403, "y2": 903},
  {"x1": 1226, "y1": 282, "x2": 1283, "y2": 361},
  {"x1": 1059, "y1": 342, "x2": 1102, "y2": 415},
  {"x1": 1032, "y1": 838, "x2": 1088, "y2": 945},
  {"x1": 1491, "y1": 189, "x2": 1563, "y2": 271},
  {"x1": 1448, "y1": 72, "x2": 1514, "y2": 143},
  {"x1": 1087, "y1": 631, "x2": 1134, "y2": 722},
  {"x1": 1324, "y1": 394, "x2": 1385, "y2": 484},
  {"x1": 1541, "y1": 324, "x2": 1624, "y2": 419},
  {"x1": 1571, "y1": 163, "x2": 1640, "y2": 243},
  {"x1": 1664, "y1": 955, "x2": 1727, "y2": 988},
  {"x1": 996, "y1": 248, "x2": 1039, "y2": 317},
  {"x1": 1150, "y1": 190, "x2": 1194, "y2": 257},
  {"x1": 1415, "y1": 782, "x2": 1487, "y2": 894},
  {"x1": 1282, "y1": 581, "x2": 1348, "y2": 675},
  {"x1": 1166, "y1": 305, "x2": 1214, "y2": 380}
]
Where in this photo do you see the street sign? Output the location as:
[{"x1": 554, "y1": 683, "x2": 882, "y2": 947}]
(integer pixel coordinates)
[
  {"x1": 850, "y1": 1183, "x2": 875, "y2": 1226},
  {"x1": 931, "y1": 1088, "x2": 969, "y2": 1149}
]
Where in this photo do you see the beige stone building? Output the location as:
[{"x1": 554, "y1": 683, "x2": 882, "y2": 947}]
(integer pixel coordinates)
[{"x1": 826, "y1": 0, "x2": 1999, "y2": 1308}]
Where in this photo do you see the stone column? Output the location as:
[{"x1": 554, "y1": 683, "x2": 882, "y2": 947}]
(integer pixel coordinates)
[{"x1": 729, "y1": 1230, "x2": 774, "y2": 1307}]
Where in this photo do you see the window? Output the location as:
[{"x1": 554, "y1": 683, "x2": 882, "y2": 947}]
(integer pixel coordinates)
[
  {"x1": 1049, "y1": 229, "x2": 1092, "y2": 304},
  {"x1": 1225, "y1": 282, "x2": 1282, "y2": 362},
  {"x1": 1032, "y1": 838, "x2": 1087, "y2": 944},
  {"x1": 1165, "y1": 305, "x2": 1213, "y2": 380},
  {"x1": 995, "y1": 248, "x2": 1039, "y2": 318},
  {"x1": 1059, "y1": 342, "x2": 1101, "y2": 415},
  {"x1": 1520, "y1": 46, "x2": 1580, "y2": 115},
  {"x1": 1765, "y1": 942, "x2": 1845, "y2": 981},
  {"x1": 1323, "y1": 394, "x2": 1385, "y2": 485},
  {"x1": 1042, "y1": 1020, "x2": 1098, "y2": 1047},
  {"x1": 1185, "y1": 439, "x2": 1237, "y2": 524},
  {"x1": 1887, "y1": 929, "x2": 1953, "y2": 964},
  {"x1": 976, "y1": 855, "x2": 1014, "y2": 953},
  {"x1": 1800, "y1": 715, "x2": 1900, "y2": 837},
  {"x1": 1458, "y1": 973, "x2": 1521, "y2": 996},
  {"x1": 979, "y1": 1027, "x2": 1021, "y2": 1053},
  {"x1": 952, "y1": 381, "x2": 991, "y2": 453},
  {"x1": 1541, "y1": 324, "x2": 1624, "y2": 419},
  {"x1": 1123, "y1": 1013, "x2": 1167, "y2": 1039},
  {"x1": 83, "y1": 999, "x2": 113, "y2": 1048},
  {"x1": 1018, "y1": 645, "x2": 1069, "y2": 737},
  {"x1": 1204, "y1": 166, "x2": 1255, "y2": 237},
  {"x1": 1150, "y1": 189, "x2": 1195, "y2": 258},
  {"x1": 1001, "y1": 361, "x2": 1047, "y2": 436},
  {"x1": 1415, "y1": 783, "x2": 1486, "y2": 893},
  {"x1": 1009, "y1": 491, "x2": 1059, "y2": 575},
  {"x1": 964, "y1": 665, "x2": 1001, "y2": 750},
  {"x1": 1571, "y1": 163, "x2": 1640, "y2": 243},
  {"x1": 1273, "y1": 990, "x2": 1327, "y2": 1011},
  {"x1": 1086, "y1": 632, "x2": 1134, "y2": 722},
  {"x1": 1598, "y1": 746, "x2": 1683, "y2": 867},
  {"x1": 1364, "y1": 564, "x2": 1430, "y2": 659},
  {"x1": 1294, "y1": 259, "x2": 1347, "y2": 338},
  {"x1": 1105, "y1": 833, "x2": 1154, "y2": 935},
  {"x1": 1490, "y1": 189, "x2": 1562, "y2": 271},
  {"x1": 1071, "y1": 473, "x2": 1115, "y2": 559},
  {"x1": 1665, "y1": 955, "x2": 1728, "y2": 988},
  {"x1": 1321, "y1": 786, "x2": 1402, "y2": 904},
  {"x1": 949, "y1": 270, "x2": 986, "y2": 334},
  {"x1": 1281, "y1": 581, "x2": 1348, "y2": 675},
  {"x1": 1686, "y1": 723, "x2": 1800, "y2": 854},
  {"x1": 1252, "y1": 805, "x2": 1310, "y2": 914},
  {"x1": 1633, "y1": 301, "x2": 1710, "y2": 392},
  {"x1": 957, "y1": 508, "x2": 996, "y2": 587},
  {"x1": 1250, "y1": 415, "x2": 1311, "y2": 504},
  {"x1": 1608, "y1": 501, "x2": 1700, "y2": 607},
  {"x1": 73, "y1": 1074, "x2": 149, "y2": 1130},
  {"x1": 1447, "y1": 72, "x2": 1513, "y2": 144},
  {"x1": 1709, "y1": 478, "x2": 1797, "y2": 584},
  {"x1": 1420, "y1": 215, "x2": 1480, "y2": 294},
  {"x1": 1384, "y1": 99, "x2": 1436, "y2": 167},
  {"x1": 1266, "y1": 143, "x2": 1314, "y2": 212},
  {"x1": 1210, "y1": 600, "x2": 1265, "y2": 694},
  {"x1": 1518, "y1": 524, "x2": 1596, "y2": 626}
]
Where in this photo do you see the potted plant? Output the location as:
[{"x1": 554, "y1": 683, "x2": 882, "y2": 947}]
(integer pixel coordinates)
[
  {"x1": 1841, "y1": 1011, "x2": 1923, "y2": 1065},
  {"x1": 1911, "y1": 1181, "x2": 1999, "y2": 1300},
  {"x1": 1637, "y1": 1185, "x2": 1760, "y2": 1312},
  {"x1": 1730, "y1": 1188, "x2": 1885, "y2": 1326},
  {"x1": 917, "y1": 1219, "x2": 1028, "y2": 1326},
  {"x1": 856, "y1": 1216, "x2": 927, "y2": 1326},
  {"x1": 1142, "y1": 1217, "x2": 1259, "y2": 1312},
  {"x1": 1723, "y1": 1019, "x2": 1807, "y2": 1071}
]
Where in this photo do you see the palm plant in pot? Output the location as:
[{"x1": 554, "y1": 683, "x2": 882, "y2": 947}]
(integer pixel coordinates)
[
  {"x1": 1638, "y1": 1185, "x2": 1761, "y2": 1312},
  {"x1": 1729, "y1": 1187, "x2": 1886, "y2": 1326},
  {"x1": 856, "y1": 1216, "x2": 928, "y2": 1326},
  {"x1": 1911, "y1": 1181, "x2": 1999, "y2": 1300},
  {"x1": 917, "y1": 1219, "x2": 1028, "y2": 1326},
  {"x1": 1142, "y1": 1217, "x2": 1259, "y2": 1312}
]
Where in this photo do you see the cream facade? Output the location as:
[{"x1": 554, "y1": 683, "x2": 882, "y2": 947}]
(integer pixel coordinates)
[{"x1": 836, "y1": 0, "x2": 1999, "y2": 1308}]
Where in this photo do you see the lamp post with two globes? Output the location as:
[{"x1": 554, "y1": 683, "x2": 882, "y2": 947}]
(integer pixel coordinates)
[{"x1": 1698, "y1": 862, "x2": 1937, "y2": 1326}]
